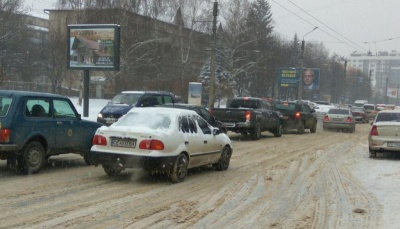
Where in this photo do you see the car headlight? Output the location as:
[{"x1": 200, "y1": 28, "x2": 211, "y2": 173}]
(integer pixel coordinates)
[{"x1": 97, "y1": 113, "x2": 103, "y2": 119}]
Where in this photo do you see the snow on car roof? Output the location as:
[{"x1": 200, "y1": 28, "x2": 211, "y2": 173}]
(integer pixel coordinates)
[{"x1": 127, "y1": 107, "x2": 198, "y2": 116}]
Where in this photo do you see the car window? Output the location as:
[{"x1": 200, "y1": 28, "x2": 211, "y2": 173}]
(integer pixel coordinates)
[
  {"x1": 329, "y1": 109, "x2": 350, "y2": 115},
  {"x1": 197, "y1": 117, "x2": 211, "y2": 134},
  {"x1": 111, "y1": 93, "x2": 142, "y2": 105},
  {"x1": 53, "y1": 99, "x2": 77, "y2": 118},
  {"x1": 26, "y1": 99, "x2": 51, "y2": 118},
  {"x1": 179, "y1": 115, "x2": 197, "y2": 133},
  {"x1": 0, "y1": 96, "x2": 12, "y2": 117},
  {"x1": 275, "y1": 103, "x2": 296, "y2": 111},
  {"x1": 199, "y1": 107, "x2": 214, "y2": 123},
  {"x1": 162, "y1": 95, "x2": 174, "y2": 104},
  {"x1": 375, "y1": 113, "x2": 400, "y2": 122},
  {"x1": 302, "y1": 105, "x2": 310, "y2": 113}
]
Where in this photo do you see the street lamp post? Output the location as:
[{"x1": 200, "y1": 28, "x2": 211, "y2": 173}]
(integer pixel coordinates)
[
  {"x1": 297, "y1": 26, "x2": 318, "y2": 100},
  {"x1": 208, "y1": 1, "x2": 218, "y2": 109}
]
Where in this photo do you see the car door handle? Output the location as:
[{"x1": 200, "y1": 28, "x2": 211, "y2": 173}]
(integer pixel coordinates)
[
  {"x1": 57, "y1": 121, "x2": 63, "y2": 125},
  {"x1": 185, "y1": 141, "x2": 189, "y2": 145},
  {"x1": 204, "y1": 140, "x2": 207, "y2": 144}
]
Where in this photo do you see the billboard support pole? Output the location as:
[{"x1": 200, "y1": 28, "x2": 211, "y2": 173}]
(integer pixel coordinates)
[{"x1": 83, "y1": 70, "x2": 90, "y2": 117}]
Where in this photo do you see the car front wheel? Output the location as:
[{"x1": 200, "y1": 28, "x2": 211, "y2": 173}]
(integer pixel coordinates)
[
  {"x1": 215, "y1": 146, "x2": 231, "y2": 171},
  {"x1": 169, "y1": 153, "x2": 188, "y2": 183},
  {"x1": 18, "y1": 141, "x2": 46, "y2": 174}
]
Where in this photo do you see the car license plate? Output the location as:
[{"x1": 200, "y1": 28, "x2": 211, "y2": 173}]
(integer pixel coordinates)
[
  {"x1": 223, "y1": 122, "x2": 235, "y2": 127},
  {"x1": 387, "y1": 142, "x2": 400, "y2": 147},
  {"x1": 282, "y1": 116, "x2": 289, "y2": 120},
  {"x1": 105, "y1": 117, "x2": 117, "y2": 124},
  {"x1": 333, "y1": 118, "x2": 342, "y2": 121},
  {"x1": 110, "y1": 138, "x2": 137, "y2": 148}
]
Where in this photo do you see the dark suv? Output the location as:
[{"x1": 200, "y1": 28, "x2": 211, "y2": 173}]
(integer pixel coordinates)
[
  {"x1": 274, "y1": 101, "x2": 317, "y2": 134},
  {"x1": 0, "y1": 90, "x2": 102, "y2": 174},
  {"x1": 159, "y1": 103, "x2": 227, "y2": 133},
  {"x1": 97, "y1": 91, "x2": 176, "y2": 126}
]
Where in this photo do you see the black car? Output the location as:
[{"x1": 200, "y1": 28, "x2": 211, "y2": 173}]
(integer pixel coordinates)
[
  {"x1": 97, "y1": 91, "x2": 176, "y2": 126},
  {"x1": 274, "y1": 101, "x2": 317, "y2": 134},
  {"x1": 159, "y1": 103, "x2": 227, "y2": 133},
  {"x1": 0, "y1": 90, "x2": 103, "y2": 174}
]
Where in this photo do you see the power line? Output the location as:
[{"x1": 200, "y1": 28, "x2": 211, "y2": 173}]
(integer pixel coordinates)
[{"x1": 271, "y1": 0, "x2": 366, "y2": 53}]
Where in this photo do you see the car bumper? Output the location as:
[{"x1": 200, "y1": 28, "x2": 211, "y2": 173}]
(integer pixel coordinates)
[
  {"x1": 369, "y1": 138, "x2": 400, "y2": 153},
  {"x1": 0, "y1": 144, "x2": 18, "y2": 151},
  {"x1": 323, "y1": 122, "x2": 354, "y2": 129},
  {"x1": 90, "y1": 151, "x2": 178, "y2": 171}
]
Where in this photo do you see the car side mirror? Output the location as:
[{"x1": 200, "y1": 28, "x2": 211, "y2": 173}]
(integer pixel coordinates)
[
  {"x1": 213, "y1": 128, "x2": 220, "y2": 135},
  {"x1": 77, "y1": 113, "x2": 82, "y2": 120}
]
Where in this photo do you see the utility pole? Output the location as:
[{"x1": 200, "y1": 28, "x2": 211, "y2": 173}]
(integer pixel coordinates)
[
  {"x1": 342, "y1": 60, "x2": 347, "y2": 104},
  {"x1": 297, "y1": 27, "x2": 318, "y2": 100},
  {"x1": 208, "y1": 1, "x2": 217, "y2": 109}
]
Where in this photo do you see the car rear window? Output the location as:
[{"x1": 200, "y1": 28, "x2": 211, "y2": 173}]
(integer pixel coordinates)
[
  {"x1": 363, "y1": 105, "x2": 375, "y2": 110},
  {"x1": 375, "y1": 112, "x2": 400, "y2": 122},
  {"x1": 275, "y1": 103, "x2": 296, "y2": 111},
  {"x1": 0, "y1": 96, "x2": 12, "y2": 117},
  {"x1": 328, "y1": 109, "x2": 349, "y2": 115}
]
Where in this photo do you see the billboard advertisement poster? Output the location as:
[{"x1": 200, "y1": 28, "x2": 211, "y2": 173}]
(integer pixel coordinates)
[
  {"x1": 278, "y1": 68, "x2": 299, "y2": 88},
  {"x1": 67, "y1": 24, "x2": 120, "y2": 71},
  {"x1": 302, "y1": 68, "x2": 320, "y2": 90},
  {"x1": 188, "y1": 82, "x2": 202, "y2": 106}
]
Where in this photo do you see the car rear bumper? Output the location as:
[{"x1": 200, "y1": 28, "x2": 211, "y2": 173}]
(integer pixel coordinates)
[
  {"x1": 90, "y1": 151, "x2": 177, "y2": 171},
  {"x1": 323, "y1": 122, "x2": 354, "y2": 129},
  {"x1": 0, "y1": 144, "x2": 18, "y2": 151}
]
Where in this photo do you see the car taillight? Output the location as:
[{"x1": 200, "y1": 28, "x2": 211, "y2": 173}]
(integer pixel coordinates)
[
  {"x1": 0, "y1": 128, "x2": 11, "y2": 143},
  {"x1": 295, "y1": 112, "x2": 301, "y2": 120},
  {"x1": 93, "y1": 135, "x2": 107, "y2": 145},
  {"x1": 139, "y1": 139, "x2": 164, "y2": 150},
  {"x1": 245, "y1": 111, "x2": 251, "y2": 121},
  {"x1": 370, "y1": 125, "x2": 378, "y2": 136},
  {"x1": 324, "y1": 116, "x2": 329, "y2": 121},
  {"x1": 346, "y1": 117, "x2": 352, "y2": 123}
]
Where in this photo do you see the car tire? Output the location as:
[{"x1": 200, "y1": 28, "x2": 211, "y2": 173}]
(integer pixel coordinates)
[
  {"x1": 170, "y1": 153, "x2": 188, "y2": 183},
  {"x1": 369, "y1": 147, "x2": 376, "y2": 158},
  {"x1": 273, "y1": 124, "x2": 283, "y2": 137},
  {"x1": 310, "y1": 121, "x2": 317, "y2": 133},
  {"x1": 18, "y1": 141, "x2": 46, "y2": 175},
  {"x1": 297, "y1": 122, "x2": 305, "y2": 134},
  {"x1": 103, "y1": 164, "x2": 122, "y2": 176},
  {"x1": 251, "y1": 123, "x2": 261, "y2": 140},
  {"x1": 83, "y1": 151, "x2": 92, "y2": 165},
  {"x1": 215, "y1": 146, "x2": 231, "y2": 171}
]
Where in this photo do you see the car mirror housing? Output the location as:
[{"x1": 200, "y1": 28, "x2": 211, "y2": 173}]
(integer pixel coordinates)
[{"x1": 213, "y1": 128, "x2": 220, "y2": 135}]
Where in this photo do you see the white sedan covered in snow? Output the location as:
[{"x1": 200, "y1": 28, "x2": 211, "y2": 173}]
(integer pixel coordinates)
[{"x1": 90, "y1": 107, "x2": 233, "y2": 183}]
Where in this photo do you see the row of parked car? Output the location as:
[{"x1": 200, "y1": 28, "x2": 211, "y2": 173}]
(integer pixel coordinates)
[{"x1": 0, "y1": 90, "x2": 233, "y2": 183}]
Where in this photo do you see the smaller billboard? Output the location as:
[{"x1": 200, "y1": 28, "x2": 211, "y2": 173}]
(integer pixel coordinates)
[
  {"x1": 278, "y1": 68, "x2": 299, "y2": 88},
  {"x1": 67, "y1": 24, "x2": 120, "y2": 71},
  {"x1": 188, "y1": 82, "x2": 202, "y2": 106}
]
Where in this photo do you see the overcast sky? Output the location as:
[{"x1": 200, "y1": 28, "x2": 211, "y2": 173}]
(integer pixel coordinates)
[{"x1": 24, "y1": 0, "x2": 400, "y2": 57}]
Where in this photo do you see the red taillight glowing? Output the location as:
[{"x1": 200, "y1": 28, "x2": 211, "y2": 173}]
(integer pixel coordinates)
[
  {"x1": 245, "y1": 111, "x2": 251, "y2": 120},
  {"x1": 324, "y1": 116, "x2": 329, "y2": 121},
  {"x1": 139, "y1": 139, "x2": 164, "y2": 150},
  {"x1": 0, "y1": 129, "x2": 11, "y2": 143},
  {"x1": 370, "y1": 125, "x2": 378, "y2": 136},
  {"x1": 93, "y1": 135, "x2": 107, "y2": 145},
  {"x1": 295, "y1": 112, "x2": 301, "y2": 120},
  {"x1": 346, "y1": 117, "x2": 352, "y2": 123}
]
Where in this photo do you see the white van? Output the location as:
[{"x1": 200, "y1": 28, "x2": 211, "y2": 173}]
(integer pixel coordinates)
[{"x1": 353, "y1": 100, "x2": 368, "y2": 108}]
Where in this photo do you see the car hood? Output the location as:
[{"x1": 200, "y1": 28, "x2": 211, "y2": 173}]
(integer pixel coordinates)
[{"x1": 100, "y1": 104, "x2": 133, "y2": 115}]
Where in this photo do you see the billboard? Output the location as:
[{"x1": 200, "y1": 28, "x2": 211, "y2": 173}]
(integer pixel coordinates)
[
  {"x1": 188, "y1": 82, "x2": 202, "y2": 106},
  {"x1": 278, "y1": 68, "x2": 299, "y2": 88},
  {"x1": 67, "y1": 24, "x2": 120, "y2": 71},
  {"x1": 301, "y1": 68, "x2": 320, "y2": 90}
]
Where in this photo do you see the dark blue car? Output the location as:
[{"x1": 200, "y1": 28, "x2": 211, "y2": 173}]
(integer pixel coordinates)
[{"x1": 0, "y1": 90, "x2": 103, "y2": 174}]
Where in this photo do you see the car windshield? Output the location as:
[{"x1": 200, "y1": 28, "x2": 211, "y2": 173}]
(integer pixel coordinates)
[
  {"x1": 375, "y1": 113, "x2": 400, "y2": 122},
  {"x1": 114, "y1": 111, "x2": 171, "y2": 130},
  {"x1": 111, "y1": 93, "x2": 142, "y2": 105}
]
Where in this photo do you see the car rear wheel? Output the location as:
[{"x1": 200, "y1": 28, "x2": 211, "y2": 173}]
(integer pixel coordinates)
[
  {"x1": 369, "y1": 147, "x2": 376, "y2": 158},
  {"x1": 215, "y1": 146, "x2": 231, "y2": 171},
  {"x1": 310, "y1": 121, "x2": 317, "y2": 133},
  {"x1": 83, "y1": 151, "x2": 92, "y2": 165},
  {"x1": 251, "y1": 123, "x2": 261, "y2": 140},
  {"x1": 273, "y1": 124, "x2": 283, "y2": 137},
  {"x1": 103, "y1": 164, "x2": 122, "y2": 176},
  {"x1": 18, "y1": 141, "x2": 46, "y2": 174},
  {"x1": 297, "y1": 122, "x2": 305, "y2": 134},
  {"x1": 170, "y1": 153, "x2": 188, "y2": 183}
]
